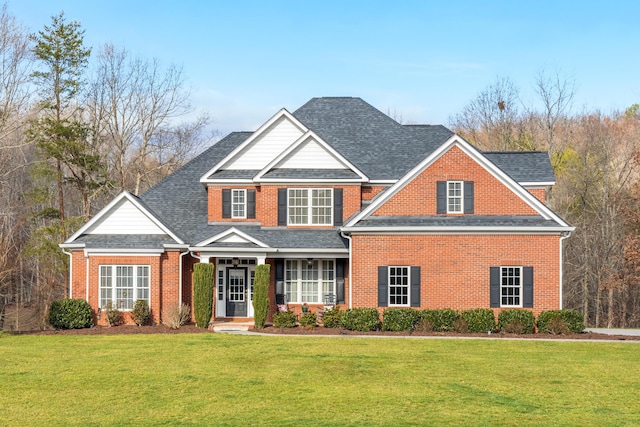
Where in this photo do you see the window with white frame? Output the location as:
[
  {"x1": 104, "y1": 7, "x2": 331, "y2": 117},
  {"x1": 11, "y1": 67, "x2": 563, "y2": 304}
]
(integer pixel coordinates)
[
  {"x1": 288, "y1": 188, "x2": 332, "y2": 225},
  {"x1": 389, "y1": 266, "x2": 409, "y2": 306},
  {"x1": 447, "y1": 181, "x2": 463, "y2": 213},
  {"x1": 99, "y1": 265, "x2": 150, "y2": 310},
  {"x1": 231, "y1": 189, "x2": 246, "y2": 218},
  {"x1": 285, "y1": 259, "x2": 335, "y2": 303},
  {"x1": 501, "y1": 266, "x2": 522, "y2": 307}
]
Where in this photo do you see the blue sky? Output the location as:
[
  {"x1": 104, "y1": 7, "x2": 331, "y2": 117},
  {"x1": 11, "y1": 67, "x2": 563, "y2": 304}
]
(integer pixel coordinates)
[{"x1": 9, "y1": 0, "x2": 640, "y2": 137}]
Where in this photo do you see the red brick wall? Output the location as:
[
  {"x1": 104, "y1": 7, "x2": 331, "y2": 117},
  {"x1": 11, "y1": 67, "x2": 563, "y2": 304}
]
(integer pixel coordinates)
[
  {"x1": 361, "y1": 185, "x2": 388, "y2": 201},
  {"x1": 527, "y1": 188, "x2": 547, "y2": 204},
  {"x1": 373, "y1": 145, "x2": 539, "y2": 216},
  {"x1": 208, "y1": 184, "x2": 361, "y2": 226},
  {"x1": 350, "y1": 234, "x2": 560, "y2": 316}
]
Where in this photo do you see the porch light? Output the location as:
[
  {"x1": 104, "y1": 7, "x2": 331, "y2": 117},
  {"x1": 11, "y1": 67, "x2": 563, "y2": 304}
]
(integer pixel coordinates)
[
  {"x1": 307, "y1": 258, "x2": 313, "y2": 267},
  {"x1": 232, "y1": 257, "x2": 239, "y2": 266}
]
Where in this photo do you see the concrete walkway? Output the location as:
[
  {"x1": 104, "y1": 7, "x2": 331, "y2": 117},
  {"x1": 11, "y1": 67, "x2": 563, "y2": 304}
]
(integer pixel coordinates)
[{"x1": 586, "y1": 328, "x2": 640, "y2": 336}]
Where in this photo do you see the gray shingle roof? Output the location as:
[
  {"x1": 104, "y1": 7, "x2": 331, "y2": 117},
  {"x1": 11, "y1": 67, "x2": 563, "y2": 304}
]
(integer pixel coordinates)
[
  {"x1": 261, "y1": 169, "x2": 361, "y2": 180},
  {"x1": 354, "y1": 215, "x2": 560, "y2": 228},
  {"x1": 209, "y1": 169, "x2": 259, "y2": 179},
  {"x1": 74, "y1": 234, "x2": 176, "y2": 249},
  {"x1": 484, "y1": 151, "x2": 555, "y2": 183}
]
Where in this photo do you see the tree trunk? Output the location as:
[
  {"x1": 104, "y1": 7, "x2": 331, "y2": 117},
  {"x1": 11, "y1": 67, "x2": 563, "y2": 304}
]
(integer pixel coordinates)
[{"x1": 607, "y1": 287, "x2": 614, "y2": 328}]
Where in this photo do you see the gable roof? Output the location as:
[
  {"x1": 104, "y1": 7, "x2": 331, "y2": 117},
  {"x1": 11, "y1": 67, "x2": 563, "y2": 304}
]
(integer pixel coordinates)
[{"x1": 484, "y1": 151, "x2": 555, "y2": 185}]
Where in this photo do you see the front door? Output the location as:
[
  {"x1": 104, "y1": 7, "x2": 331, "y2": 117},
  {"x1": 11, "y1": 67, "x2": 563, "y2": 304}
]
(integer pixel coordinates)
[{"x1": 226, "y1": 267, "x2": 247, "y2": 317}]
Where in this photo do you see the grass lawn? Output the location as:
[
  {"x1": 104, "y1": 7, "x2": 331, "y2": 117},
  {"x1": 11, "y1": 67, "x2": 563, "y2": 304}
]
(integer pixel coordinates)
[{"x1": 1, "y1": 333, "x2": 639, "y2": 426}]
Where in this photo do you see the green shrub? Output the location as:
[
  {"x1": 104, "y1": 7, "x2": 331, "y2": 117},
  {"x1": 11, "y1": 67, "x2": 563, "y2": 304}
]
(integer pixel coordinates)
[
  {"x1": 273, "y1": 310, "x2": 296, "y2": 328},
  {"x1": 193, "y1": 263, "x2": 214, "y2": 328},
  {"x1": 322, "y1": 306, "x2": 342, "y2": 328},
  {"x1": 49, "y1": 299, "x2": 92, "y2": 329},
  {"x1": 498, "y1": 309, "x2": 535, "y2": 334},
  {"x1": 382, "y1": 308, "x2": 420, "y2": 331},
  {"x1": 299, "y1": 312, "x2": 317, "y2": 329},
  {"x1": 420, "y1": 309, "x2": 459, "y2": 332},
  {"x1": 453, "y1": 317, "x2": 469, "y2": 333},
  {"x1": 340, "y1": 308, "x2": 380, "y2": 332},
  {"x1": 414, "y1": 317, "x2": 435, "y2": 332},
  {"x1": 538, "y1": 310, "x2": 585, "y2": 334},
  {"x1": 460, "y1": 308, "x2": 496, "y2": 333},
  {"x1": 131, "y1": 300, "x2": 151, "y2": 326},
  {"x1": 104, "y1": 301, "x2": 121, "y2": 326},
  {"x1": 252, "y1": 264, "x2": 270, "y2": 330}
]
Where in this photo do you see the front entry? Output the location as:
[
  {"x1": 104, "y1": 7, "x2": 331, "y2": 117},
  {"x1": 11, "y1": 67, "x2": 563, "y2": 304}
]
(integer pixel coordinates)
[{"x1": 226, "y1": 267, "x2": 247, "y2": 317}]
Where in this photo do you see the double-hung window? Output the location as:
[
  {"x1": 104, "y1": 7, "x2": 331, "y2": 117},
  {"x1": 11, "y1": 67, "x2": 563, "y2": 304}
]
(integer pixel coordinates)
[
  {"x1": 447, "y1": 181, "x2": 463, "y2": 213},
  {"x1": 389, "y1": 266, "x2": 410, "y2": 306},
  {"x1": 284, "y1": 259, "x2": 335, "y2": 303},
  {"x1": 500, "y1": 266, "x2": 522, "y2": 307},
  {"x1": 231, "y1": 189, "x2": 246, "y2": 218},
  {"x1": 288, "y1": 188, "x2": 332, "y2": 225},
  {"x1": 99, "y1": 265, "x2": 150, "y2": 310}
]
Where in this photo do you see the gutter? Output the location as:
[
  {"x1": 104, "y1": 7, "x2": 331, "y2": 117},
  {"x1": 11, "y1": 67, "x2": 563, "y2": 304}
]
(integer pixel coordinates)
[
  {"x1": 559, "y1": 231, "x2": 572, "y2": 310},
  {"x1": 340, "y1": 230, "x2": 353, "y2": 309}
]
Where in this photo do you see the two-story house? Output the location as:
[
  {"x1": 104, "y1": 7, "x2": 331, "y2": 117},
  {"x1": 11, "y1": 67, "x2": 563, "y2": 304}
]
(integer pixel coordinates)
[{"x1": 60, "y1": 97, "x2": 573, "y2": 326}]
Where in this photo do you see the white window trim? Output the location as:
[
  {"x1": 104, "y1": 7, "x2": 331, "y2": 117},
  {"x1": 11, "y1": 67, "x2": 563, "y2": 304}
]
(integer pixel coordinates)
[
  {"x1": 388, "y1": 266, "x2": 410, "y2": 307},
  {"x1": 500, "y1": 266, "x2": 523, "y2": 308},
  {"x1": 447, "y1": 181, "x2": 464, "y2": 214},
  {"x1": 231, "y1": 189, "x2": 247, "y2": 219},
  {"x1": 99, "y1": 264, "x2": 150, "y2": 311},
  {"x1": 284, "y1": 259, "x2": 336, "y2": 303},
  {"x1": 287, "y1": 188, "x2": 333, "y2": 226}
]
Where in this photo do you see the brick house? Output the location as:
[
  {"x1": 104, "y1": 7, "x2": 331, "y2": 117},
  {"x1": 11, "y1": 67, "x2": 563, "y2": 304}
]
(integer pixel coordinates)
[{"x1": 60, "y1": 97, "x2": 573, "y2": 325}]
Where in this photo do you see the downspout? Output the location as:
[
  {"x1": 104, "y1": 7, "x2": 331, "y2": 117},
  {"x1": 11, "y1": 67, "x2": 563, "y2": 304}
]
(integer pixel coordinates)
[
  {"x1": 85, "y1": 253, "x2": 90, "y2": 303},
  {"x1": 179, "y1": 250, "x2": 189, "y2": 305},
  {"x1": 61, "y1": 249, "x2": 72, "y2": 298},
  {"x1": 340, "y1": 231, "x2": 353, "y2": 309},
  {"x1": 559, "y1": 231, "x2": 572, "y2": 310}
]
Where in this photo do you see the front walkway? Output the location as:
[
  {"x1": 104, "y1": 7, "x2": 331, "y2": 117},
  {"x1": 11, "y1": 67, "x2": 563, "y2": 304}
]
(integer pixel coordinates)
[{"x1": 586, "y1": 328, "x2": 640, "y2": 336}]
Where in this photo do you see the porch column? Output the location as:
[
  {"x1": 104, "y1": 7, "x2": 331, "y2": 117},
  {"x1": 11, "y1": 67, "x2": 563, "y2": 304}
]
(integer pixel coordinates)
[
  {"x1": 200, "y1": 255, "x2": 211, "y2": 264},
  {"x1": 256, "y1": 255, "x2": 266, "y2": 265}
]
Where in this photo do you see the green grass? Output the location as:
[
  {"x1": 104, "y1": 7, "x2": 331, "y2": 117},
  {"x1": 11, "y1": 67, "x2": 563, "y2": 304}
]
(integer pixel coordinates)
[{"x1": 1, "y1": 334, "x2": 639, "y2": 426}]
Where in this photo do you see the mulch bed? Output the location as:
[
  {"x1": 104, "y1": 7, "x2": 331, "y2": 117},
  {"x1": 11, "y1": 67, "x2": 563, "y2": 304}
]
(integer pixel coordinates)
[{"x1": 12, "y1": 324, "x2": 640, "y2": 340}]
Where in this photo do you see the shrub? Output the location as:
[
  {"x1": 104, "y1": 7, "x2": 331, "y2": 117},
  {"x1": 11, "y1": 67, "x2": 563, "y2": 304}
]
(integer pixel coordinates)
[
  {"x1": 322, "y1": 306, "x2": 342, "y2": 328},
  {"x1": 420, "y1": 309, "x2": 459, "y2": 332},
  {"x1": 460, "y1": 308, "x2": 496, "y2": 333},
  {"x1": 193, "y1": 263, "x2": 214, "y2": 328},
  {"x1": 538, "y1": 310, "x2": 585, "y2": 334},
  {"x1": 299, "y1": 312, "x2": 317, "y2": 329},
  {"x1": 544, "y1": 316, "x2": 571, "y2": 335},
  {"x1": 382, "y1": 308, "x2": 420, "y2": 331},
  {"x1": 414, "y1": 317, "x2": 435, "y2": 332},
  {"x1": 104, "y1": 301, "x2": 121, "y2": 327},
  {"x1": 498, "y1": 309, "x2": 535, "y2": 334},
  {"x1": 453, "y1": 317, "x2": 469, "y2": 333},
  {"x1": 273, "y1": 310, "x2": 296, "y2": 328},
  {"x1": 131, "y1": 300, "x2": 151, "y2": 326},
  {"x1": 49, "y1": 299, "x2": 92, "y2": 329},
  {"x1": 340, "y1": 308, "x2": 380, "y2": 332},
  {"x1": 252, "y1": 264, "x2": 270, "y2": 330},
  {"x1": 162, "y1": 302, "x2": 191, "y2": 329}
]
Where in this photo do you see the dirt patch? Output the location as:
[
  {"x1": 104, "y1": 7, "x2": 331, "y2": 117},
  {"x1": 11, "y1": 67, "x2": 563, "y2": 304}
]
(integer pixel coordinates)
[{"x1": 15, "y1": 324, "x2": 209, "y2": 335}]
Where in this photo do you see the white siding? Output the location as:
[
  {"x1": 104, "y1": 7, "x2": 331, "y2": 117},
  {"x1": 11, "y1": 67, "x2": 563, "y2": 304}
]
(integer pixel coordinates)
[
  {"x1": 225, "y1": 116, "x2": 304, "y2": 170},
  {"x1": 277, "y1": 138, "x2": 346, "y2": 169},
  {"x1": 86, "y1": 198, "x2": 165, "y2": 235},
  {"x1": 218, "y1": 233, "x2": 250, "y2": 243}
]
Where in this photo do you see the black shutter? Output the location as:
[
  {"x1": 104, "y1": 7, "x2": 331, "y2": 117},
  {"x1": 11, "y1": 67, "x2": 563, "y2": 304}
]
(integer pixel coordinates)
[
  {"x1": 336, "y1": 259, "x2": 345, "y2": 304},
  {"x1": 247, "y1": 190, "x2": 256, "y2": 219},
  {"x1": 436, "y1": 181, "x2": 446, "y2": 214},
  {"x1": 410, "y1": 266, "x2": 421, "y2": 307},
  {"x1": 333, "y1": 188, "x2": 343, "y2": 226},
  {"x1": 378, "y1": 266, "x2": 388, "y2": 307},
  {"x1": 523, "y1": 267, "x2": 534, "y2": 308},
  {"x1": 277, "y1": 188, "x2": 287, "y2": 226},
  {"x1": 275, "y1": 259, "x2": 284, "y2": 296},
  {"x1": 222, "y1": 189, "x2": 231, "y2": 218},
  {"x1": 464, "y1": 181, "x2": 474, "y2": 214},
  {"x1": 490, "y1": 267, "x2": 500, "y2": 308}
]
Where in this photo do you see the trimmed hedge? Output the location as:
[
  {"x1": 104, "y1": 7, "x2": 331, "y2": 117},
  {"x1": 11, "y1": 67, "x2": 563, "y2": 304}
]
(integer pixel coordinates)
[
  {"x1": 322, "y1": 306, "x2": 342, "y2": 328},
  {"x1": 299, "y1": 312, "x2": 317, "y2": 329},
  {"x1": 252, "y1": 264, "x2": 270, "y2": 330},
  {"x1": 498, "y1": 309, "x2": 535, "y2": 334},
  {"x1": 49, "y1": 298, "x2": 92, "y2": 329},
  {"x1": 420, "y1": 309, "x2": 459, "y2": 332},
  {"x1": 131, "y1": 300, "x2": 150, "y2": 326},
  {"x1": 382, "y1": 308, "x2": 420, "y2": 332},
  {"x1": 460, "y1": 308, "x2": 496, "y2": 332},
  {"x1": 340, "y1": 308, "x2": 380, "y2": 331},
  {"x1": 273, "y1": 310, "x2": 296, "y2": 328},
  {"x1": 538, "y1": 309, "x2": 585, "y2": 334},
  {"x1": 193, "y1": 263, "x2": 215, "y2": 328}
]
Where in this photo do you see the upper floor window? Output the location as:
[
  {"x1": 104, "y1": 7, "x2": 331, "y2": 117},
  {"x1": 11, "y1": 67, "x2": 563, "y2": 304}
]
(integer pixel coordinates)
[
  {"x1": 232, "y1": 189, "x2": 246, "y2": 218},
  {"x1": 288, "y1": 188, "x2": 333, "y2": 225},
  {"x1": 447, "y1": 181, "x2": 463, "y2": 213}
]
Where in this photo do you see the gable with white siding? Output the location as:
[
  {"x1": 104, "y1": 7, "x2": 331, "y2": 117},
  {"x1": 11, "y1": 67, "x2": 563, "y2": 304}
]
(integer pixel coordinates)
[
  {"x1": 85, "y1": 197, "x2": 165, "y2": 235},
  {"x1": 276, "y1": 135, "x2": 347, "y2": 169}
]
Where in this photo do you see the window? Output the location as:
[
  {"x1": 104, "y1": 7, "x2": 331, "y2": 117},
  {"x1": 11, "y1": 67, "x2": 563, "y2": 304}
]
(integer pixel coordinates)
[
  {"x1": 389, "y1": 266, "x2": 409, "y2": 306},
  {"x1": 288, "y1": 188, "x2": 332, "y2": 225},
  {"x1": 501, "y1": 267, "x2": 522, "y2": 307},
  {"x1": 447, "y1": 181, "x2": 463, "y2": 213},
  {"x1": 285, "y1": 259, "x2": 335, "y2": 303},
  {"x1": 231, "y1": 189, "x2": 246, "y2": 218},
  {"x1": 99, "y1": 265, "x2": 150, "y2": 310}
]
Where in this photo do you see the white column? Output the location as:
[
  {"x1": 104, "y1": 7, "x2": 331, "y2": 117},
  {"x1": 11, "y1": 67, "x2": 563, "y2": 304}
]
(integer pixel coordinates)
[
  {"x1": 256, "y1": 255, "x2": 266, "y2": 265},
  {"x1": 200, "y1": 255, "x2": 211, "y2": 264}
]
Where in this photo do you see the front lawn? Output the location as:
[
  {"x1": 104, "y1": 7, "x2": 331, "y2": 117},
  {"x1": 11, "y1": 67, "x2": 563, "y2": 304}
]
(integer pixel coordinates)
[{"x1": 1, "y1": 333, "x2": 639, "y2": 426}]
